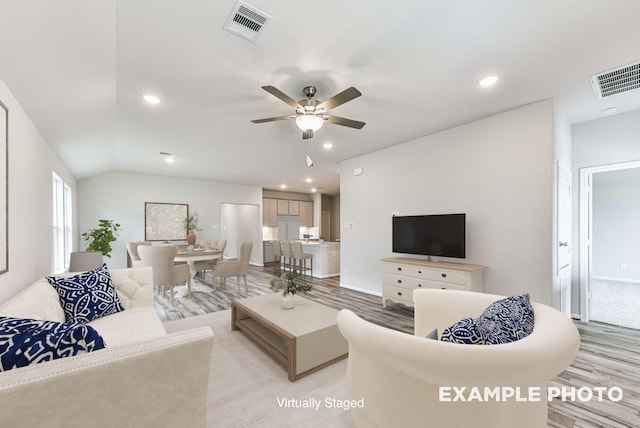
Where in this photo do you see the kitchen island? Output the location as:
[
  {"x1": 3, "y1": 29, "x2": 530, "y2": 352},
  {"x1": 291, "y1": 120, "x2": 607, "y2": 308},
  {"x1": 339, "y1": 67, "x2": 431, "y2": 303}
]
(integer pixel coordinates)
[{"x1": 300, "y1": 241, "x2": 340, "y2": 278}]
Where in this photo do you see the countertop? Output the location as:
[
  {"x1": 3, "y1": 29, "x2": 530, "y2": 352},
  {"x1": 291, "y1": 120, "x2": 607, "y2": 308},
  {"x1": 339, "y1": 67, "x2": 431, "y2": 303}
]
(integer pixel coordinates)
[{"x1": 301, "y1": 241, "x2": 340, "y2": 246}]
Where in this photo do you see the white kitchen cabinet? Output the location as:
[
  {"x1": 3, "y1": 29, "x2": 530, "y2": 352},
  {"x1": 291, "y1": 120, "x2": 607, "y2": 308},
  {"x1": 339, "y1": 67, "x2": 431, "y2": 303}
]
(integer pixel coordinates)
[
  {"x1": 288, "y1": 200, "x2": 299, "y2": 215},
  {"x1": 262, "y1": 198, "x2": 278, "y2": 227},
  {"x1": 277, "y1": 199, "x2": 289, "y2": 215},
  {"x1": 299, "y1": 201, "x2": 313, "y2": 227}
]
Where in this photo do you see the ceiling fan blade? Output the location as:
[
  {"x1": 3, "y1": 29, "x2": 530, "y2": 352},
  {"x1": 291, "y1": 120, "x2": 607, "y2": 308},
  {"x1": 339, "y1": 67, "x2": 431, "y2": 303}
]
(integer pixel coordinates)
[
  {"x1": 316, "y1": 87, "x2": 362, "y2": 111},
  {"x1": 302, "y1": 130, "x2": 314, "y2": 140},
  {"x1": 251, "y1": 115, "x2": 295, "y2": 124},
  {"x1": 261, "y1": 86, "x2": 302, "y2": 109},
  {"x1": 324, "y1": 115, "x2": 366, "y2": 129}
]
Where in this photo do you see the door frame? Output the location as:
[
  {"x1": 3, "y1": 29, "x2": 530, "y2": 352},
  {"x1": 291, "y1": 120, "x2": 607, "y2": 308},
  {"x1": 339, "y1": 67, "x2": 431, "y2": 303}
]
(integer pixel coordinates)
[{"x1": 579, "y1": 160, "x2": 640, "y2": 322}]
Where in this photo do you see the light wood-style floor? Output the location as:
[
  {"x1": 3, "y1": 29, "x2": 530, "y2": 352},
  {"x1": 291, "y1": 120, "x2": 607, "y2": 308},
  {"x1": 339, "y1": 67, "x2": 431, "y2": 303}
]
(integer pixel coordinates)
[{"x1": 154, "y1": 265, "x2": 640, "y2": 428}]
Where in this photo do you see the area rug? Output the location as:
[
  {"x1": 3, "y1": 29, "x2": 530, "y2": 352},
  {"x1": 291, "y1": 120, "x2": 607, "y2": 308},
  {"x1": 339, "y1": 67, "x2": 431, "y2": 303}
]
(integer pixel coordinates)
[
  {"x1": 154, "y1": 273, "x2": 274, "y2": 321},
  {"x1": 164, "y1": 310, "x2": 356, "y2": 428}
]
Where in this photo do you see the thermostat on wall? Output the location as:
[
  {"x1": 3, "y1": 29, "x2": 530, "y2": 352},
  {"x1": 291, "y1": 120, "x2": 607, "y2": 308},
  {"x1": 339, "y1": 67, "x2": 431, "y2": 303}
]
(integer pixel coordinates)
[{"x1": 353, "y1": 167, "x2": 363, "y2": 176}]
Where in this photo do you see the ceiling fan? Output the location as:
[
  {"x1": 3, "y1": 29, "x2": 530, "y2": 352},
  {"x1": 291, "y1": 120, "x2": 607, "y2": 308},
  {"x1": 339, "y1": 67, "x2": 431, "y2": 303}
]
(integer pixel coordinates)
[{"x1": 251, "y1": 85, "x2": 366, "y2": 139}]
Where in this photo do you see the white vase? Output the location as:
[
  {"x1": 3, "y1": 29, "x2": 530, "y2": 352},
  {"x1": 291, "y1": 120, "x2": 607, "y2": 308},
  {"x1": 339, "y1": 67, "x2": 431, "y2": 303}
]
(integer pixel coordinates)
[{"x1": 281, "y1": 294, "x2": 295, "y2": 310}]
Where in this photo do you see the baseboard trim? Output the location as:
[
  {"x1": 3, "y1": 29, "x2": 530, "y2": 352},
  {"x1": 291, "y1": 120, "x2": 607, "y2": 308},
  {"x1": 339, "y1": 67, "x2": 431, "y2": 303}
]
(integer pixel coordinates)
[{"x1": 340, "y1": 283, "x2": 382, "y2": 297}]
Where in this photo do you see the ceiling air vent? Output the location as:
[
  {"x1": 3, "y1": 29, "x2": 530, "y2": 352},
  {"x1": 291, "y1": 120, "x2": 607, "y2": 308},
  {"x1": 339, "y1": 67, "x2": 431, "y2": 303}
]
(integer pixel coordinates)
[
  {"x1": 223, "y1": 0, "x2": 272, "y2": 43},
  {"x1": 589, "y1": 61, "x2": 640, "y2": 99}
]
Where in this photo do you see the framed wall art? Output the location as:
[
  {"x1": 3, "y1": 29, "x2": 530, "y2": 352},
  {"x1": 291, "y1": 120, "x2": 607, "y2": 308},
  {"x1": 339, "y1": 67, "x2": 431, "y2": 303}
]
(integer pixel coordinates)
[{"x1": 144, "y1": 202, "x2": 188, "y2": 241}]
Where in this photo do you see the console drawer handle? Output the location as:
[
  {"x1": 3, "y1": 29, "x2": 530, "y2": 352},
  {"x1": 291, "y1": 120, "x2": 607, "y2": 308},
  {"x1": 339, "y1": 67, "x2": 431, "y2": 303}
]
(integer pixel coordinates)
[
  {"x1": 397, "y1": 279, "x2": 402, "y2": 284},
  {"x1": 441, "y1": 287, "x2": 446, "y2": 289},
  {"x1": 418, "y1": 284, "x2": 422, "y2": 287},
  {"x1": 441, "y1": 273, "x2": 447, "y2": 278},
  {"x1": 418, "y1": 270, "x2": 422, "y2": 274},
  {"x1": 397, "y1": 292, "x2": 402, "y2": 296},
  {"x1": 397, "y1": 267, "x2": 402, "y2": 271}
]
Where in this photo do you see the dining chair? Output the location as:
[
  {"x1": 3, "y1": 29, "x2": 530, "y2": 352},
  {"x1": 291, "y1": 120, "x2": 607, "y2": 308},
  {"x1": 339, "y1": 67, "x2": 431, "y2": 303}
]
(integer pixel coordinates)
[
  {"x1": 126, "y1": 241, "x2": 151, "y2": 267},
  {"x1": 138, "y1": 245, "x2": 189, "y2": 305},
  {"x1": 69, "y1": 251, "x2": 103, "y2": 272},
  {"x1": 212, "y1": 242, "x2": 253, "y2": 292},
  {"x1": 290, "y1": 241, "x2": 313, "y2": 278},
  {"x1": 194, "y1": 240, "x2": 227, "y2": 283}
]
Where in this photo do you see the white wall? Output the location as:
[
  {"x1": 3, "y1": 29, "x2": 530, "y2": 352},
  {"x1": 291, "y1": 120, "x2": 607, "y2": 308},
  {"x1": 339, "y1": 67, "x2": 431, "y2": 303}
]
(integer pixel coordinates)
[
  {"x1": 0, "y1": 78, "x2": 77, "y2": 303},
  {"x1": 340, "y1": 100, "x2": 555, "y2": 305},
  {"x1": 78, "y1": 172, "x2": 262, "y2": 268},
  {"x1": 571, "y1": 109, "x2": 640, "y2": 313},
  {"x1": 592, "y1": 167, "x2": 640, "y2": 280},
  {"x1": 221, "y1": 203, "x2": 261, "y2": 263}
]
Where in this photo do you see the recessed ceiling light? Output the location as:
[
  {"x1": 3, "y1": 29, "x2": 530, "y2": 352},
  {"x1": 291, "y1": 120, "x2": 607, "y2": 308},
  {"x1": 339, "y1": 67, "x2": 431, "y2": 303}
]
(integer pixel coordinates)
[
  {"x1": 306, "y1": 178, "x2": 312, "y2": 183},
  {"x1": 323, "y1": 143, "x2": 333, "y2": 149},
  {"x1": 280, "y1": 184, "x2": 287, "y2": 189},
  {"x1": 160, "y1": 151, "x2": 174, "y2": 163},
  {"x1": 602, "y1": 106, "x2": 619, "y2": 116},
  {"x1": 477, "y1": 75, "x2": 499, "y2": 87},
  {"x1": 142, "y1": 94, "x2": 161, "y2": 104},
  {"x1": 311, "y1": 188, "x2": 316, "y2": 193}
]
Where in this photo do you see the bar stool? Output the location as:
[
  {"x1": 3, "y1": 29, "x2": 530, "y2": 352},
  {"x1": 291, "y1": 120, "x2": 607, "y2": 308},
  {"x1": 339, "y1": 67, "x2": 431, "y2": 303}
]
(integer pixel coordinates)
[
  {"x1": 290, "y1": 241, "x2": 313, "y2": 278},
  {"x1": 273, "y1": 240, "x2": 282, "y2": 276},
  {"x1": 281, "y1": 241, "x2": 292, "y2": 273}
]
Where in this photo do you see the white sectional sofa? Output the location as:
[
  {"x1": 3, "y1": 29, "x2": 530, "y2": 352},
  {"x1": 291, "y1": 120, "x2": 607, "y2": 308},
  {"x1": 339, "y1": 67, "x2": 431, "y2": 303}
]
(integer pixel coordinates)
[{"x1": 0, "y1": 267, "x2": 214, "y2": 428}]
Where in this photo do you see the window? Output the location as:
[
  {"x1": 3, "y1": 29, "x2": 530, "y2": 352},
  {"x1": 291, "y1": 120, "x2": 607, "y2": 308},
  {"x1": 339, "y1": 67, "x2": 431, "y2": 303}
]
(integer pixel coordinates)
[{"x1": 52, "y1": 173, "x2": 72, "y2": 272}]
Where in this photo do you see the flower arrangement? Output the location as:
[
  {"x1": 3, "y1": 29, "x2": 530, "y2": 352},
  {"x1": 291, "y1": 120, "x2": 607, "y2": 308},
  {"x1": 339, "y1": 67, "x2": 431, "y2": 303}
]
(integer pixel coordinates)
[{"x1": 183, "y1": 211, "x2": 202, "y2": 233}]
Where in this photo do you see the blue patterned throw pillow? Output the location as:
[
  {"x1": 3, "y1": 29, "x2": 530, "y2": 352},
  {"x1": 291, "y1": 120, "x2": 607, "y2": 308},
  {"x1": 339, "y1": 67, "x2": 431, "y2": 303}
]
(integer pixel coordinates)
[
  {"x1": 0, "y1": 316, "x2": 105, "y2": 371},
  {"x1": 476, "y1": 294, "x2": 535, "y2": 344},
  {"x1": 46, "y1": 263, "x2": 124, "y2": 324},
  {"x1": 440, "y1": 317, "x2": 487, "y2": 345}
]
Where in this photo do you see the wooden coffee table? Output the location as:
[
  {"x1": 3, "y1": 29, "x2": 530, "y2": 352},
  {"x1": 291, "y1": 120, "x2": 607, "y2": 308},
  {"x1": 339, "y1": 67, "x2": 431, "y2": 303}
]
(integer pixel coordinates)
[{"x1": 231, "y1": 293, "x2": 348, "y2": 382}]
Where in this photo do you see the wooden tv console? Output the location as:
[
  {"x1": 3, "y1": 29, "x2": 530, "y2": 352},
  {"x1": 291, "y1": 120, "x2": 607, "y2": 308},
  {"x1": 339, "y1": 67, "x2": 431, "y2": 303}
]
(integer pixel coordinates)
[{"x1": 382, "y1": 257, "x2": 486, "y2": 308}]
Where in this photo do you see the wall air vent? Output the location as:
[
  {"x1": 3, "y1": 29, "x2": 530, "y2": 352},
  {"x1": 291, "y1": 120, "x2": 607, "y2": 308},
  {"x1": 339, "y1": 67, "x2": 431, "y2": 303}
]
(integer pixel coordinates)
[
  {"x1": 589, "y1": 60, "x2": 640, "y2": 99},
  {"x1": 223, "y1": 0, "x2": 272, "y2": 42}
]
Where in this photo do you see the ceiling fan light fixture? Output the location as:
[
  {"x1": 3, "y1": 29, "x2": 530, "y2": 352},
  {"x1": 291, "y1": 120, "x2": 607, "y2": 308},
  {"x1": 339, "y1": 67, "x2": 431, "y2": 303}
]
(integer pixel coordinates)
[{"x1": 296, "y1": 114, "x2": 324, "y2": 132}]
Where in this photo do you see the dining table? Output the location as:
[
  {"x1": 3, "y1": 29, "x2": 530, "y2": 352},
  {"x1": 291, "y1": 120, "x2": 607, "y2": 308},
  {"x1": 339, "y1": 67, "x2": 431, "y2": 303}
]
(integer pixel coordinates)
[{"x1": 174, "y1": 248, "x2": 223, "y2": 295}]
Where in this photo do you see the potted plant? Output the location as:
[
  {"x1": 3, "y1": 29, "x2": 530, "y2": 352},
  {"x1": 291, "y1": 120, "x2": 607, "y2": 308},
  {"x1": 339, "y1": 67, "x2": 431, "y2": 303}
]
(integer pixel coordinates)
[
  {"x1": 183, "y1": 211, "x2": 202, "y2": 245},
  {"x1": 270, "y1": 269, "x2": 312, "y2": 309},
  {"x1": 81, "y1": 219, "x2": 121, "y2": 258}
]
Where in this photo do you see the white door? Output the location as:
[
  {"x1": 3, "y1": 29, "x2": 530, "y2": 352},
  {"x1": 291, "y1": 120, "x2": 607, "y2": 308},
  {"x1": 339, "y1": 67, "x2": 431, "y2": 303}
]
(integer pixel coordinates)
[{"x1": 557, "y1": 165, "x2": 571, "y2": 316}]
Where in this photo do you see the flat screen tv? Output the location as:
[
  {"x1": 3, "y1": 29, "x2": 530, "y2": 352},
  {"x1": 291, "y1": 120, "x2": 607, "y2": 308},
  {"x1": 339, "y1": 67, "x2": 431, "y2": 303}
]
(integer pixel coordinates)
[{"x1": 392, "y1": 214, "x2": 465, "y2": 259}]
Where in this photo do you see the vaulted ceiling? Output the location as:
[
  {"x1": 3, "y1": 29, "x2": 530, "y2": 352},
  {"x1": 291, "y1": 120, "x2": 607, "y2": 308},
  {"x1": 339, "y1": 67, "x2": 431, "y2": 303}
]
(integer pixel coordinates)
[{"x1": 1, "y1": 0, "x2": 639, "y2": 195}]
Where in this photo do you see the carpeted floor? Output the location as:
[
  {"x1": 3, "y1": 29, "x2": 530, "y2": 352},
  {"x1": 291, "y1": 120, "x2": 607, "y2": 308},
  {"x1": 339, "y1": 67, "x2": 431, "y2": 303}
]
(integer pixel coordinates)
[{"x1": 164, "y1": 310, "x2": 355, "y2": 428}]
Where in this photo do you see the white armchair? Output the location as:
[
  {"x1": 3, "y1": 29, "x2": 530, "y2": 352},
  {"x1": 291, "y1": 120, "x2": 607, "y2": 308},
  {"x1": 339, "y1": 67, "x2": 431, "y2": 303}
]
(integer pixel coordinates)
[
  {"x1": 212, "y1": 242, "x2": 252, "y2": 292},
  {"x1": 336, "y1": 289, "x2": 580, "y2": 428}
]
